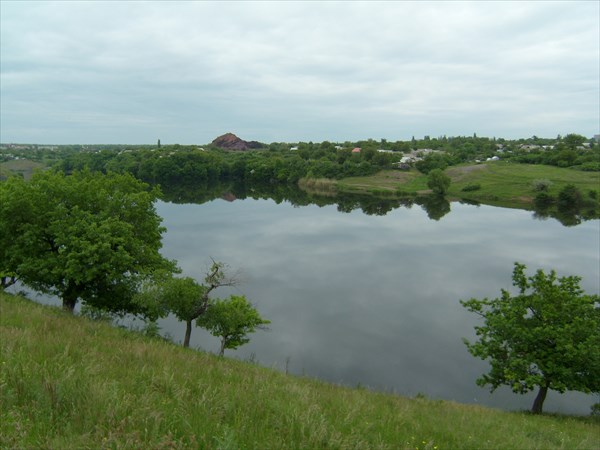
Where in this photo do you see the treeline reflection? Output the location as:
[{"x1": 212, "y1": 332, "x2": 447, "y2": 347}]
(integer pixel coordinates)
[{"x1": 158, "y1": 181, "x2": 596, "y2": 226}]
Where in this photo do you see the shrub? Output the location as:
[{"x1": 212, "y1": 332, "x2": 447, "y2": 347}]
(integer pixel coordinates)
[
  {"x1": 461, "y1": 183, "x2": 481, "y2": 192},
  {"x1": 532, "y1": 179, "x2": 552, "y2": 192},
  {"x1": 576, "y1": 162, "x2": 600, "y2": 172},
  {"x1": 534, "y1": 192, "x2": 554, "y2": 208},
  {"x1": 427, "y1": 169, "x2": 451, "y2": 195},
  {"x1": 415, "y1": 153, "x2": 449, "y2": 174},
  {"x1": 557, "y1": 184, "x2": 583, "y2": 210}
]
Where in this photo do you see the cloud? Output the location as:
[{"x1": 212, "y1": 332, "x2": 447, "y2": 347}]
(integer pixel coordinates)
[{"x1": 1, "y1": 1, "x2": 598, "y2": 143}]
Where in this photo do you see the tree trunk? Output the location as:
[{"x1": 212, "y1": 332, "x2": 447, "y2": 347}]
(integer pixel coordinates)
[
  {"x1": 183, "y1": 320, "x2": 192, "y2": 348},
  {"x1": 1, "y1": 276, "x2": 17, "y2": 289},
  {"x1": 219, "y1": 339, "x2": 226, "y2": 357},
  {"x1": 62, "y1": 287, "x2": 78, "y2": 313},
  {"x1": 531, "y1": 384, "x2": 549, "y2": 414}
]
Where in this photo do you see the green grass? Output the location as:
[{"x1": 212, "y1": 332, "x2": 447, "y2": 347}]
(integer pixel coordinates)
[
  {"x1": 337, "y1": 170, "x2": 428, "y2": 195},
  {"x1": 298, "y1": 177, "x2": 338, "y2": 196},
  {"x1": 446, "y1": 162, "x2": 600, "y2": 208},
  {"x1": 336, "y1": 163, "x2": 600, "y2": 209},
  {"x1": 0, "y1": 159, "x2": 46, "y2": 180},
  {"x1": 1, "y1": 291, "x2": 598, "y2": 449}
]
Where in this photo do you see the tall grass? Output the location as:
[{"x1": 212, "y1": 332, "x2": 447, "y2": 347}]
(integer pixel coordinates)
[
  {"x1": 298, "y1": 177, "x2": 338, "y2": 196},
  {"x1": 1, "y1": 292, "x2": 598, "y2": 449}
]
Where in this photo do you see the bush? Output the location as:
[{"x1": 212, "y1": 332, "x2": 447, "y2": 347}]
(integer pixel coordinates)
[
  {"x1": 534, "y1": 192, "x2": 554, "y2": 208},
  {"x1": 415, "y1": 153, "x2": 449, "y2": 174},
  {"x1": 532, "y1": 179, "x2": 552, "y2": 192},
  {"x1": 427, "y1": 169, "x2": 451, "y2": 195},
  {"x1": 461, "y1": 183, "x2": 481, "y2": 192},
  {"x1": 557, "y1": 184, "x2": 583, "y2": 210},
  {"x1": 576, "y1": 162, "x2": 600, "y2": 172}
]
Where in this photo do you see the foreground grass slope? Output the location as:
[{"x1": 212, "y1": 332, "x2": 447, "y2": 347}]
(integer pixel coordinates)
[
  {"x1": 1, "y1": 293, "x2": 598, "y2": 449},
  {"x1": 337, "y1": 162, "x2": 600, "y2": 209}
]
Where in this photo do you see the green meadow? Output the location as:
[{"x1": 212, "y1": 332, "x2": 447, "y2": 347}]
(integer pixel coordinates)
[
  {"x1": 1, "y1": 292, "x2": 598, "y2": 449},
  {"x1": 336, "y1": 162, "x2": 600, "y2": 209}
]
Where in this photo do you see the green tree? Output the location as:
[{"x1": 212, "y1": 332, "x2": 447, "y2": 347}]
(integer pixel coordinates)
[
  {"x1": 135, "y1": 261, "x2": 239, "y2": 348},
  {"x1": 557, "y1": 184, "x2": 583, "y2": 210},
  {"x1": 0, "y1": 170, "x2": 176, "y2": 314},
  {"x1": 461, "y1": 263, "x2": 600, "y2": 414},
  {"x1": 562, "y1": 133, "x2": 586, "y2": 150},
  {"x1": 197, "y1": 295, "x2": 270, "y2": 356},
  {"x1": 427, "y1": 169, "x2": 451, "y2": 195},
  {"x1": 415, "y1": 153, "x2": 449, "y2": 174}
]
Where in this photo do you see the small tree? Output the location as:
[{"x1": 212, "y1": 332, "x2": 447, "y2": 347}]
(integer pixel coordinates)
[
  {"x1": 135, "y1": 260, "x2": 239, "y2": 348},
  {"x1": 427, "y1": 169, "x2": 451, "y2": 195},
  {"x1": 415, "y1": 153, "x2": 448, "y2": 174},
  {"x1": 197, "y1": 295, "x2": 270, "y2": 356},
  {"x1": 461, "y1": 263, "x2": 600, "y2": 414},
  {"x1": 557, "y1": 184, "x2": 583, "y2": 210}
]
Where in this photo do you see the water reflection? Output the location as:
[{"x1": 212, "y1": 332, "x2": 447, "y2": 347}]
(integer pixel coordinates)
[
  {"x1": 7, "y1": 182, "x2": 599, "y2": 415},
  {"x1": 159, "y1": 180, "x2": 598, "y2": 226},
  {"x1": 153, "y1": 196, "x2": 599, "y2": 415}
]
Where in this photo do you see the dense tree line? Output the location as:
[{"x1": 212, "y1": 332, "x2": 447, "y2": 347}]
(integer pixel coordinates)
[
  {"x1": 4, "y1": 134, "x2": 598, "y2": 189},
  {"x1": 56, "y1": 144, "x2": 398, "y2": 186}
]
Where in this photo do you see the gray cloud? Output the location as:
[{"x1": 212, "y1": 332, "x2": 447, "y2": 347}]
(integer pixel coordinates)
[{"x1": 1, "y1": 1, "x2": 598, "y2": 143}]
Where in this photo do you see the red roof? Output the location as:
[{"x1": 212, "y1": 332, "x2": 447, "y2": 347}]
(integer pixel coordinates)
[{"x1": 352, "y1": 147, "x2": 361, "y2": 153}]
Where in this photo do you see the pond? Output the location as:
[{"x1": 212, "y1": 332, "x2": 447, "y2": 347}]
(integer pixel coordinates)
[{"x1": 150, "y1": 194, "x2": 599, "y2": 415}]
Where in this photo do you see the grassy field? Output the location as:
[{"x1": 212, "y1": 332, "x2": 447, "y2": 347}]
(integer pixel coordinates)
[
  {"x1": 1, "y1": 292, "x2": 598, "y2": 449},
  {"x1": 0, "y1": 159, "x2": 46, "y2": 180},
  {"x1": 337, "y1": 162, "x2": 600, "y2": 209}
]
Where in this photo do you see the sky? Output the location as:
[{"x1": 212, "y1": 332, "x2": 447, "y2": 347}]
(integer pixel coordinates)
[{"x1": 1, "y1": 1, "x2": 598, "y2": 145}]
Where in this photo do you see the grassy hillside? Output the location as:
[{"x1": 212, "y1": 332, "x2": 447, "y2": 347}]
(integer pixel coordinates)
[
  {"x1": 337, "y1": 162, "x2": 600, "y2": 209},
  {"x1": 1, "y1": 292, "x2": 598, "y2": 449},
  {"x1": 0, "y1": 159, "x2": 46, "y2": 180}
]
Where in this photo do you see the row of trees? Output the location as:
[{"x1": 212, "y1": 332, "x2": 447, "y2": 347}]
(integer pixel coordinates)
[
  {"x1": 47, "y1": 133, "x2": 598, "y2": 182},
  {"x1": 0, "y1": 170, "x2": 268, "y2": 355},
  {"x1": 3, "y1": 133, "x2": 597, "y2": 185},
  {"x1": 57, "y1": 145, "x2": 397, "y2": 186}
]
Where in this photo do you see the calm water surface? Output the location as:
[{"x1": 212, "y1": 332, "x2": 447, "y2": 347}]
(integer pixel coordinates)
[{"x1": 151, "y1": 198, "x2": 599, "y2": 415}]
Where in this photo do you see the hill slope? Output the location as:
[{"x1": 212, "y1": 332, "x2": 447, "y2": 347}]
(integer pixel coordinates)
[{"x1": 1, "y1": 292, "x2": 598, "y2": 449}]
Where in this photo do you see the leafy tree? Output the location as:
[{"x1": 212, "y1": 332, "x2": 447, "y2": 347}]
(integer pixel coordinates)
[
  {"x1": 0, "y1": 170, "x2": 176, "y2": 313},
  {"x1": 197, "y1": 295, "x2": 270, "y2": 356},
  {"x1": 135, "y1": 261, "x2": 239, "y2": 348},
  {"x1": 562, "y1": 133, "x2": 586, "y2": 150},
  {"x1": 557, "y1": 184, "x2": 583, "y2": 210},
  {"x1": 415, "y1": 153, "x2": 449, "y2": 174},
  {"x1": 461, "y1": 263, "x2": 600, "y2": 414},
  {"x1": 427, "y1": 169, "x2": 451, "y2": 195}
]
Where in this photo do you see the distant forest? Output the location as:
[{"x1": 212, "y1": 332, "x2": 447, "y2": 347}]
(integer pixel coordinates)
[{"x1": 1, "y1": 134, "x2": 598, "y2": 187}]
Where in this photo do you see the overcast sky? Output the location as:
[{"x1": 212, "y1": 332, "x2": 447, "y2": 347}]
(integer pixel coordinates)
[{"x1": 1, "y1": 1, "x2": 598, "y2": 144}]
